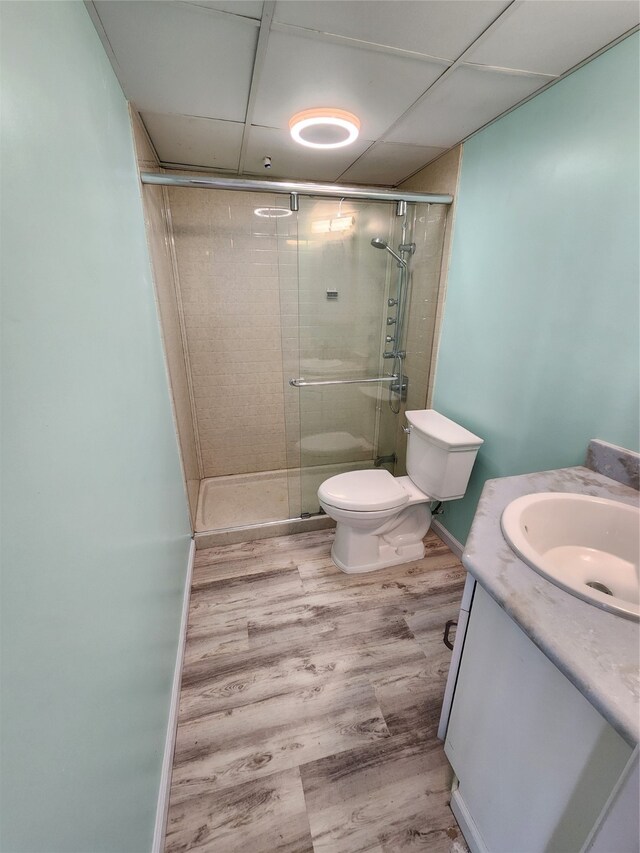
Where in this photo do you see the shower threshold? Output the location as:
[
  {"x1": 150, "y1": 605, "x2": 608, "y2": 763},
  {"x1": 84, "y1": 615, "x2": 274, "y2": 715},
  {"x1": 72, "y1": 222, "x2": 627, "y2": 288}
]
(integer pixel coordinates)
[{"x1": 194, "y1": 514, "x2": 335, "y2": 550}]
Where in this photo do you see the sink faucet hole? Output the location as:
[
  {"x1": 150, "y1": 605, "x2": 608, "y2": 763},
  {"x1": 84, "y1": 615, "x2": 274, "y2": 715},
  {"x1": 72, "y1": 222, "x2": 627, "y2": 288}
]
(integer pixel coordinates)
[{"x1": 586, "y1": 581, "x2": 613, "y2": 596}]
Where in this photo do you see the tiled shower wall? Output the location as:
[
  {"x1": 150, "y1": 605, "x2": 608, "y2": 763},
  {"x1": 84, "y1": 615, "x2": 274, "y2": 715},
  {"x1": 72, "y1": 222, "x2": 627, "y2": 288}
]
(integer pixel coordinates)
[
  {"x1": 160, "y1": 183, "x2": 449, "y2": 484},
  {"x1": 393, "y1": 147, "x2": 462, "y2": 473},
  {"x1": 168, "y1": 189, "x2": 296, "y2": 477},
  {"x1": 404, "y1": 204, "x2": 448, "y2": 409},
  {"x1": 401, "y1": 146, "x2": 463, "y2": 405},
  {"x1": 131, "y1": 113, "x2": 200, "y2": 522},
  {"x1": 168, "y1": 191, "x2": 398, "y2": 481},
  {"x1": 393, "y1": 202, "x2": 448, "y2": 473}
]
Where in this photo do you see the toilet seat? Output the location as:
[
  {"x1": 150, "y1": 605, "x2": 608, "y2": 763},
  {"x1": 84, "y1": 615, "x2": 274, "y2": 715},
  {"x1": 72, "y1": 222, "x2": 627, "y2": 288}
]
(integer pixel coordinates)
[
  {"x1": 317, "y1": 409, "x2": 482, "y2": 573},
  {"x1": 318, "y1": 469, "x2": 409, "y2": 512}
]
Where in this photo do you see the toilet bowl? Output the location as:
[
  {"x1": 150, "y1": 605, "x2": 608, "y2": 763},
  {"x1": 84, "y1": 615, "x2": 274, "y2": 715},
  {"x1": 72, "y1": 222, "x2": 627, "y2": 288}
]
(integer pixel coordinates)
[
  {"x1": 318, "y1": 409, "x2": 483, "y2": 573},
  {"x1": 319, "y1": 470, "x2": 433, "y2": 573}
]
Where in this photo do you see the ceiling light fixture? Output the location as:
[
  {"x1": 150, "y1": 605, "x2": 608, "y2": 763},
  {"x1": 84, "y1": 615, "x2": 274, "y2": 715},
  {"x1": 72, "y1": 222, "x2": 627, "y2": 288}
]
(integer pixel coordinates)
[
  {"x1": 254, "y1": 207, "x2": 293, "y2": 218},
  {"x1": 289, "y1": 108, "x2": 360, "y2": 149}
]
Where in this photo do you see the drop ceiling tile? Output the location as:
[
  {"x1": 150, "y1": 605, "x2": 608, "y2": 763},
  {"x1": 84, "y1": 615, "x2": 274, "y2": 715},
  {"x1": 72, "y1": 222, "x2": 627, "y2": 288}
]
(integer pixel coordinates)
[
  {"x1": 181, "y1": 1, "x2": 264, "y2": 19},
  {"x1": 252, "y1": 30, "x2": 449, "y2": 138},
  {"x1": 340, "y1": 142, "x2": 446, "y2": 185},
  {"x1": 387, "y1": 65, "x2": 550, "y2": 147},
  {"x1": 244, "y1": 125, "x2": 374, "y2": 182},
  {"x1": 465, "y1": 0, "x2": 640, "y2": 76},
  {"x1": 273, "y1": 0, "x2": 511, "y2": 61},
  {"x1": 94, "y1": 1, "x2": 258, "y2": 120},
  {"x1": 141, "y1": 112, "x2": 244, "y2": 170}
]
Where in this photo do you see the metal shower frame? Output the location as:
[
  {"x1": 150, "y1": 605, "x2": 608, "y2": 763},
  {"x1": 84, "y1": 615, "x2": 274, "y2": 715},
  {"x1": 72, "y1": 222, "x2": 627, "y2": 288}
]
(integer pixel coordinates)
[{"x1": 140, "y1": 171, "x2": 453, "y2": 207}]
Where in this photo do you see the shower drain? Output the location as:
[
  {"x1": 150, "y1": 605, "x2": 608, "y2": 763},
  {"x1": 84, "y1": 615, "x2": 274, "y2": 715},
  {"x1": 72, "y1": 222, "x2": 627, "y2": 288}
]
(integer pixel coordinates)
[{"x1": 586, "y1": 581, "x2": 613, "y2": 596}]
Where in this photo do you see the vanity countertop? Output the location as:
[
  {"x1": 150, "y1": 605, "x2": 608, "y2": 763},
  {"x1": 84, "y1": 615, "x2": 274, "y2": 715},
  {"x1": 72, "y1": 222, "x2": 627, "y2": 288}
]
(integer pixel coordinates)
[{"x1": 463, "y1": 465, "x2": 640, "y2": 746}]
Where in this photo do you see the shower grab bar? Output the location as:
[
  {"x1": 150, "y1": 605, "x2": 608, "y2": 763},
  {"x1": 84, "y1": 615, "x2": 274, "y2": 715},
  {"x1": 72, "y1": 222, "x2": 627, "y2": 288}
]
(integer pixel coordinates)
[{"x1": 290, "y1": 375, "x2": 397, "y2": 388}]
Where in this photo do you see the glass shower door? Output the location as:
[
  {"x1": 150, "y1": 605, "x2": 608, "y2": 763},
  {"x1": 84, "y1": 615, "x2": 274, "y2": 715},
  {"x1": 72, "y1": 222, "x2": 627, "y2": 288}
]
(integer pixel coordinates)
[{"x1": 287, "y1": 197, "x2": 402, "y2": 516}]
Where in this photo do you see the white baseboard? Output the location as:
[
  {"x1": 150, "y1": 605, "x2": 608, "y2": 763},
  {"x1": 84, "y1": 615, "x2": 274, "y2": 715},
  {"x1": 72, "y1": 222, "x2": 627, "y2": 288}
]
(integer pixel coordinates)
[
  {"x1": 432, "y1": 518, "x2": 464, "y2": 559},
  {"x1": 152, "y1": 537, "x2": 195, "y2": 853},
  {"x1": 450, "y1": 787, "x2": 489, "y2": 853}
]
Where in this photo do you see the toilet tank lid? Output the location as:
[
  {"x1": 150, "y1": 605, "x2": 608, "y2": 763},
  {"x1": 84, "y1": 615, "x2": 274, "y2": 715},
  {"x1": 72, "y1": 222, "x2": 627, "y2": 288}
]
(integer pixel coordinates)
[{"x1": 405, "y1": 409, "x2": 484, "y2": 451}]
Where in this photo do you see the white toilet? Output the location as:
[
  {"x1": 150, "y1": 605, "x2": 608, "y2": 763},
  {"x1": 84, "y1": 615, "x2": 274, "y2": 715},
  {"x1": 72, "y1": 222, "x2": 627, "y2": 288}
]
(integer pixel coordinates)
[{"x1": 318, "y1": 409, "x2": 483, "y2": 573}]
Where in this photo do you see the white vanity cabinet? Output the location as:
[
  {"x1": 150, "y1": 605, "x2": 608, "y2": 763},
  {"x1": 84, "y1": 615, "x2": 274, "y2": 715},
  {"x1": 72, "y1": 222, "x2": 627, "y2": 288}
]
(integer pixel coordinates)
[{"x1": 443, "y1": 583, "x2": 635, "y2": 853}]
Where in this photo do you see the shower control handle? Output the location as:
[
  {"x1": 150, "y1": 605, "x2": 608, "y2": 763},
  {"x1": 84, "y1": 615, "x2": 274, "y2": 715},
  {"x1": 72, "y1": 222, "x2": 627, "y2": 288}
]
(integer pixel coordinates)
[
  {"x1": 387, "y1": 317, "x2": 396, "y2": 325},
  {"x1": 388, "y1": 298, "x2": 398, "y2": 307},
  {"x1": 385, "y1": 335, "x2": 395, "y2": 343}
]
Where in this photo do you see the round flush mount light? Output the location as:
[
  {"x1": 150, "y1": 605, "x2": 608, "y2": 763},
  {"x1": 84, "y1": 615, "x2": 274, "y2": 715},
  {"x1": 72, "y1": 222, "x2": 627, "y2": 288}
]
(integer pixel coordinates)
[
  {"x1": 254, "y1": 207, "x2": 293, "y2": 218},
  {"x1": 289, "y1": 108, "x2": 360, "y2": 149}
]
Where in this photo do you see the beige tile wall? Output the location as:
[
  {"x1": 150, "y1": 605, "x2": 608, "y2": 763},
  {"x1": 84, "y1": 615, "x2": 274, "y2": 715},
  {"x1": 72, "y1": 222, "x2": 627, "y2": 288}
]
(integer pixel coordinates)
[
  {"x1": 400, "y1": 145, "x2": 463, "y2": 406},
  {"x1": 388, "y1": 146, "x2": 462, "y2": 474},
  {"x1": 130, "y1": 109, "x2": 200, "y2": 524},
  {"x1": 167, "y1": 192, "x2": 397, "y2": 486},
  {"x1": 404, "y1": 203, "x2": 448, "y2": 405},
  {"x1": 391, "y1": 202, "x2": 448, "y2": 474},
  {"x1": 168, "y1": 189, "x2": 294, "y2": 478}
]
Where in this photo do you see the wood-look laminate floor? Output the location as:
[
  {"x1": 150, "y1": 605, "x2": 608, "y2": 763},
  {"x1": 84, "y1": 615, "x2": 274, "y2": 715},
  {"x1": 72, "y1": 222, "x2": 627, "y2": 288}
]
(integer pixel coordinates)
[{"x1": 165, "y1": 528, "x2": 469, "y2": 853}]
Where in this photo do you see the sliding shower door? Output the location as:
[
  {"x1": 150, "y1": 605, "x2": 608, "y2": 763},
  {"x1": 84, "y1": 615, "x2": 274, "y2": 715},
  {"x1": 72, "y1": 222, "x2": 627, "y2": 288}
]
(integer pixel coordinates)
[
  {"x1": 164, "y1": 182, "x2": 446, "y2": 532},
  {"x1": 285, "y1": 197, "x2": 402, "y2": 516}
]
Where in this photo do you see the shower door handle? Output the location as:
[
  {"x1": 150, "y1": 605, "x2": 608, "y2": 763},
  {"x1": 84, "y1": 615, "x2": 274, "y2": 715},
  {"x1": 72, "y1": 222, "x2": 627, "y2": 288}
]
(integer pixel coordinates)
[{"x1": 289, "y1": 375, "x2": 397, "y2": 388}]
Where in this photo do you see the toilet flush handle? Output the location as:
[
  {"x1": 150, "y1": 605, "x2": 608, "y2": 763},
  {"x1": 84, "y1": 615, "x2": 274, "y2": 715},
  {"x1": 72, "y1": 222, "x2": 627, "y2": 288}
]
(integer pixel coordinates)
[{"x1": 402, "y1": 424, "x2": 411, "y2": 434}]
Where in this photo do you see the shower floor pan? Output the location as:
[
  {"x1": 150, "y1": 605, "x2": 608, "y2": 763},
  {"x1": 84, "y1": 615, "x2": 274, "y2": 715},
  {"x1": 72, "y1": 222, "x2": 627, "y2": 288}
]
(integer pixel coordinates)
[
  {"x1": 195, "y1": 460, "x2": 375, "y2": 533},
  {"x1": 196, "y1": 469, "x2": 290, "y2": 531}
]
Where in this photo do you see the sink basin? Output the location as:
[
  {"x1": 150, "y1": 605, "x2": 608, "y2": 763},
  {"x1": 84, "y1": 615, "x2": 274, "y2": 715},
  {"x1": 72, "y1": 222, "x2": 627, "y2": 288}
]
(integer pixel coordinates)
[{"x1": 501, "y1": 492, "x2": 639, "y2": 621}]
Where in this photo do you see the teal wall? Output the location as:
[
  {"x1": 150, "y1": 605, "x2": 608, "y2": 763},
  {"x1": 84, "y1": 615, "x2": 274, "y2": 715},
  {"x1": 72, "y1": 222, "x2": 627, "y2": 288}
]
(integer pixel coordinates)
[
  {"x1": 0, "y1": 3, "x2": 192, "y2": 851},
  {"x1": 434, "y1": 34, "x2": 640, "y2": 545}
]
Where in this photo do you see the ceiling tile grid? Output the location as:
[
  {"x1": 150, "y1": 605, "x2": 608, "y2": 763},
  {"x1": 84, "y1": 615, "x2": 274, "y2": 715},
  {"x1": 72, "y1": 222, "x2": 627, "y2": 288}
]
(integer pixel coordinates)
[
  {"x1": 89, "y1": 0, "x2": 640, "y2": 185},
  {"x1": 94, "y1": 1, "x2": 259, "y2": 120},
  {"x1": 339, "y1": 142, "x2": 447, "y2": 185},
  {"x1": 185, "y1": 1, "x2": 265, "y2": 20},
  {"x1": 386, "y1": 64, "x2": 553, "y2": 148},
  {"x1": 250, "y1": 29, "x2": 449, "y2": 138},
  {"x1": 271, "y1": 0, "x2": 512, "y2": 61},
  {"x1": 464, "y1": 0, "x2": 640, "y2": 76},
  {"x1": 141, "y1": 111, "x2": 244, "y2": 170}
]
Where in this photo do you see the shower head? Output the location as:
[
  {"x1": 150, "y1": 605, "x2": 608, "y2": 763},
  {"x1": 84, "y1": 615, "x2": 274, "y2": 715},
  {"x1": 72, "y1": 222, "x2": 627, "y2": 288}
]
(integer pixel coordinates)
[{"x1": 370, "y1": 237, "x2": 406, "y2": 267}]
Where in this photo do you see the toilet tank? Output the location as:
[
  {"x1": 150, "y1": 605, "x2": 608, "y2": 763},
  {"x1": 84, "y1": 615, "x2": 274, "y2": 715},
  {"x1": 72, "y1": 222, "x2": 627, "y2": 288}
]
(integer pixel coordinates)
[{"x1": 405, "y1": 409, "x2": 484, "y2": 500}]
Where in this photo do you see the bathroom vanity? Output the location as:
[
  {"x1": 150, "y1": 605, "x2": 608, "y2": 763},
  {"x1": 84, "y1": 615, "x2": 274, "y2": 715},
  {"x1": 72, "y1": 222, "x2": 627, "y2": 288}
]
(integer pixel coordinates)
[{"x1": 439, "y1": 448, "x2": 640, "y2": 853}]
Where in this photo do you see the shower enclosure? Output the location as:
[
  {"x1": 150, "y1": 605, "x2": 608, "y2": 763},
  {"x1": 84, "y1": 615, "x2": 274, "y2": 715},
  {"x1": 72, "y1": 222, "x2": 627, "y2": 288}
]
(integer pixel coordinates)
[
  {"x1": 141, "y1": 172, "x2": 450, "y2": 539},
  {"x1": 287, "y1": 195, "x2": 430, "y2": 520}
]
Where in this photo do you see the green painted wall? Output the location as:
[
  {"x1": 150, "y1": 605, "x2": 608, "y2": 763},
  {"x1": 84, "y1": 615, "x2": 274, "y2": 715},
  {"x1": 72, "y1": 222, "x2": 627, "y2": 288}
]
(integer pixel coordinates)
[
  {"x1": 434, "y1": 34, "x2": 640, "y2": 545},
  {"x1": 0, "y1": 3, "x2": 192, "y2": 851}
]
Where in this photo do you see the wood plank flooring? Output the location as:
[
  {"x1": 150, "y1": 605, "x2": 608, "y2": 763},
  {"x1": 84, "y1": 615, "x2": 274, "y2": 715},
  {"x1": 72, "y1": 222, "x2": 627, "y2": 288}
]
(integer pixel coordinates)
[{"x1": 165, "y1": 528, "x2": 469, "y2": 853}]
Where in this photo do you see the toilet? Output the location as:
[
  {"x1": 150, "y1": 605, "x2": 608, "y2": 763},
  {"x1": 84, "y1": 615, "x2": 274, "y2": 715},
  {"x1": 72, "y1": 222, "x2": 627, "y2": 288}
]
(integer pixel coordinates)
[{"x1": 318, "y1": 409, "x2": 483, "y2": 573}]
